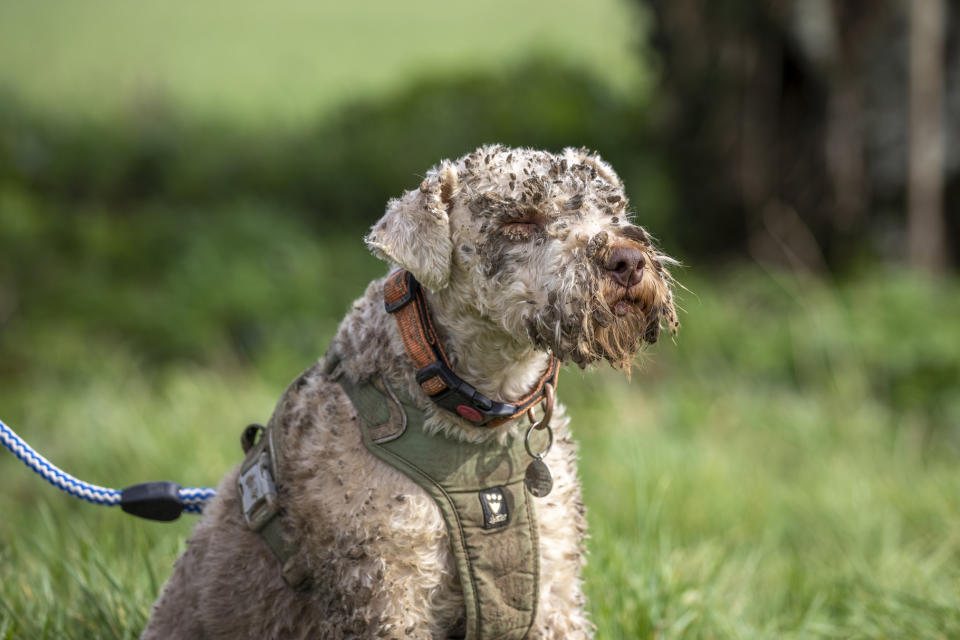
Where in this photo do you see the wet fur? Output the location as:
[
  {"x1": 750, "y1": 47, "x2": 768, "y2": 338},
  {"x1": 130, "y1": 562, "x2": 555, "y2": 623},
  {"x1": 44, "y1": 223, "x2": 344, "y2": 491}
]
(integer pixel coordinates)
[{"x1": 142, "y1": 146, "x2": 677, "y2": 638}]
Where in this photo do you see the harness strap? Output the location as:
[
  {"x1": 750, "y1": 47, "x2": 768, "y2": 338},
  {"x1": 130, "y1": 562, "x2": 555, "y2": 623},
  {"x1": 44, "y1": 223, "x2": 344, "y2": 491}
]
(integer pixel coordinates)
[
  {"x1": 383, "y1": 269, "x2": 559, "y2": 427},
  {"x1": 236, "y1": 372, "x2": 318, "y2": 591},
  {"x1": 241, "y1": 351, "x2": 543, "y2": 638},
  {"x1": 329, "y1": 348, "x2": 541, "y2": 640}
]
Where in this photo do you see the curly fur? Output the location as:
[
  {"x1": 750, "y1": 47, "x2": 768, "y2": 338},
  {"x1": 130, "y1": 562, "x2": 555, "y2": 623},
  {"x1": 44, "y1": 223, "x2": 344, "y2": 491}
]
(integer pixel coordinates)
[{"x1": 142, "y1": 146, "x2": 677, "y2": 639}]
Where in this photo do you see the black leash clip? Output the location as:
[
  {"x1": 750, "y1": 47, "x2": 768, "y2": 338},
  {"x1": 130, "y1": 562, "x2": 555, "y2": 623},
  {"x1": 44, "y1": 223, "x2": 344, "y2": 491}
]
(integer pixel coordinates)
[{"x1": 121, "y1": 481, "x2": 184, "y2": 521}]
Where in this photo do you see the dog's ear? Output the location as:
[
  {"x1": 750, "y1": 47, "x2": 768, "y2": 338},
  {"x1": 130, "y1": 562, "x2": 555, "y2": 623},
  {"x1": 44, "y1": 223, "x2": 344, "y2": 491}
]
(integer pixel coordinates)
[{"x1": 365, "y1": 162, "x2": 458, "y2": 291}]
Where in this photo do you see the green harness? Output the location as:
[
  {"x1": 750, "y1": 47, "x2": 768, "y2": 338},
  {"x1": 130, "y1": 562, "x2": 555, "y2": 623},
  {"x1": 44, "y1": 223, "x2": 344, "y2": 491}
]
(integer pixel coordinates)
[{"x1": 237, "y1": 353, "x2": 542, "y2": 640}]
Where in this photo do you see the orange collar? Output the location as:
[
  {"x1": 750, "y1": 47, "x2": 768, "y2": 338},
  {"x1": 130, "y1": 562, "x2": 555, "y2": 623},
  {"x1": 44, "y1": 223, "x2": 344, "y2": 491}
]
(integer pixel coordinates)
[{"x1": 383, "y1": 269, "x2": 559, "y2": 427}]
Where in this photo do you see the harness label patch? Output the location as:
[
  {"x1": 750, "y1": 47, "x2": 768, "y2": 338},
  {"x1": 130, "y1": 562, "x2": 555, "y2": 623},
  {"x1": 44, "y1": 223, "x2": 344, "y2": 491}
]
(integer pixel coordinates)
[{"x1": 479, "y1": 487, "x2": 509, "y2": 529}]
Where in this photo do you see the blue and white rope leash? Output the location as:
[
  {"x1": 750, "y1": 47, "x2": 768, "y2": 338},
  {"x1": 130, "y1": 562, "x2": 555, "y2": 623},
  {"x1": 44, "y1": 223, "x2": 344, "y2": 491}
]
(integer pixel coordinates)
[{"x1": 0, "y1": 418, "x2": 216, "y2": 520}]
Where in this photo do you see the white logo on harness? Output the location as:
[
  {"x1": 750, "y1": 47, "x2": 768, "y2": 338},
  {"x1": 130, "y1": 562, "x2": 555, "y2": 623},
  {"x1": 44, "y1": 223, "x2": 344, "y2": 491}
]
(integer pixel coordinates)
[{"x1": 479, "y1": 488, "x2": 509, "y2": 528}]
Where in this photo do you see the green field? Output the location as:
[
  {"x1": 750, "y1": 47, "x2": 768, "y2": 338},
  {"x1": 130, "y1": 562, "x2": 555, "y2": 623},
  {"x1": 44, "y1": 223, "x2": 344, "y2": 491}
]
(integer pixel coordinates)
[
  {"x1": 1, "y1": 233, "x2": 958, "y2": 638},
  {"x1": 1, "y1": 0, "x2": 959, "y2": 637},
  {"x1": 0, "y1": 0, "x2": 645, "y2": 126}
]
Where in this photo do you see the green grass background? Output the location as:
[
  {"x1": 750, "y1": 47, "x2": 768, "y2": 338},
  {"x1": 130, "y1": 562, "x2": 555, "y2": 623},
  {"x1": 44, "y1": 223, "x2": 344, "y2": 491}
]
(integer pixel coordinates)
[
  {"x1": 0, "y1": 0, "x2": 644, "y2": 126},
  {"x1": 0, "y1": 1, "x2": 958, "y2": 638},
  {"x1": 1, "y1": 226, "x2": 957, "y2": 638}
]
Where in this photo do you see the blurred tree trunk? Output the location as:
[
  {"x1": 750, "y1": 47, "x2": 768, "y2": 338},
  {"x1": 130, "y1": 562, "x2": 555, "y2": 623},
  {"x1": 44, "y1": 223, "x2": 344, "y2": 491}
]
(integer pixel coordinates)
[
  {"x1": 908, "y1": 0, "x2": 948, "y2": 273},
  {"x1": 825, "y1": 0, "x2": 871, "y2": 234},
  {"x1": 641, "y1": 0, "x2": 895, "y2": 268},
  {"x1": 637, "y1": 0, "x2": 960, "y2": 269}
]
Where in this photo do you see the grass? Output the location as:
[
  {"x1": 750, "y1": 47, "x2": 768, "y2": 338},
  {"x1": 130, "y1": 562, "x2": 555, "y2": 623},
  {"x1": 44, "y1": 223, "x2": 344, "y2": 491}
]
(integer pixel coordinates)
[
  {"x1": 2, "y1": 1, "x2": 955, "y2": 636},
  {"x1": 1, "y1": 246, "x2": 957, "y2": 638},
  {"x1": 0, "y1": 0, "x2": 646, "y2": 126},
  {"x1": 577, "y1": 376, "x2": 960, "y2": 638}
]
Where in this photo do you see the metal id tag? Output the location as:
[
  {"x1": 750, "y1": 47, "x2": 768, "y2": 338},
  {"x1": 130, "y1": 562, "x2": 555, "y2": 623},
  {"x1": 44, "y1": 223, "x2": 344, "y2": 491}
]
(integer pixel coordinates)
[{"x1": 524, "y1": 458, "x2": 554, "y2": 498}]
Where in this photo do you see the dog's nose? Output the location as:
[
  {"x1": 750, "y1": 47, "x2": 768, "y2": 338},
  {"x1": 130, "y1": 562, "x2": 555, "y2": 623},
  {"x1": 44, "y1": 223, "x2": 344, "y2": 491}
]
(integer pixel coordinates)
[{"x1": 603, "y1": 246, "x2": 645, "y2": 288}]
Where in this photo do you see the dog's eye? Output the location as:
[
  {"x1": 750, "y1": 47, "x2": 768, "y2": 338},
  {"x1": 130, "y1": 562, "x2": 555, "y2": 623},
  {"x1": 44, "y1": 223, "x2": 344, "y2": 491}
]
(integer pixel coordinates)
[
  {"x1": 500, "y1": 221, "x2": 544, "y2": 243},
  {"x1": 501, "y1": 221, "x2": 542, "y2": 240},
  {"x1": 500, "y1": 209, "x2": 545, "y2": 241}
]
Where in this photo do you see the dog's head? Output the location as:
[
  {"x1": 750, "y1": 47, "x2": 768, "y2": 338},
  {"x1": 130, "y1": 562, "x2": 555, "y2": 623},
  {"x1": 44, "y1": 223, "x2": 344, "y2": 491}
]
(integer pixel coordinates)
[{"x1": 366, "y1": 145, "x2": 679, "y2": 370}]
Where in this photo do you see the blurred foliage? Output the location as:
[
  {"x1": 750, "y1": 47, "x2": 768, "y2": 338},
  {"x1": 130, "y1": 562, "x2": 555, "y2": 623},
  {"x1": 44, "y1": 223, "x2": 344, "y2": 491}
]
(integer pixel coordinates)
[
  {"x1": 1, "y1": 170, "x2": 957, "y2": 437},
  {"x1": 672, "y1": 269, "x2": 960, "y2": 438},
  {"x1": 0, "y1": 58, "x2": 678, "y2": 375},
  {"x1": 0, "y1": 61, "x2": 661, "y2": 235},
  {"x1": 0, "y1": 193, "x2": 386, "y2": 389},
  {"x1": 1, "y1": 55, "x2": 957, "y2": 434}
]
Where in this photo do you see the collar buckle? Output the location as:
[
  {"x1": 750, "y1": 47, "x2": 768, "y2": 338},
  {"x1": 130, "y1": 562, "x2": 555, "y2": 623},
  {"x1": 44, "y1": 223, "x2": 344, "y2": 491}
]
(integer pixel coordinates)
[
  {"x1": 385, "y1": 269, "x2": 560, "y2": 428},
  {"x1": 416, "y1": 360, "x2": 510, "y2": 425}
]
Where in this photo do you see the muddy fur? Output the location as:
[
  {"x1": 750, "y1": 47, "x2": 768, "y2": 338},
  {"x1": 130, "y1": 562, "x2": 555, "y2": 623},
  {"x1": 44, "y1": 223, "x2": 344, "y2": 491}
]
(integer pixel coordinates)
[{"x1": 142, "y1": 146, "x2": 677, "y2": 639}]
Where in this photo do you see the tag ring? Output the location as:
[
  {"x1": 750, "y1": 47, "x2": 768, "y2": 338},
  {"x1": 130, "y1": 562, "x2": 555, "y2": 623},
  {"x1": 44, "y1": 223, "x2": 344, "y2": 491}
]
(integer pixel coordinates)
[
  {"x1": 526, "y1": 382, "x2": 555, "y2": 431},
  {"x1": 524, "y1": 422, "x2": 553, "y2": 461}
]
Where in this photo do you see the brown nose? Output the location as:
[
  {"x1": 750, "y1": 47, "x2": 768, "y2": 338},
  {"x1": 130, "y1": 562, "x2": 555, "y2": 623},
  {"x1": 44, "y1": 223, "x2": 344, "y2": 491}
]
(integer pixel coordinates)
[{"x1": 603, "y1": 246, "x2": 645, "y2": 288}]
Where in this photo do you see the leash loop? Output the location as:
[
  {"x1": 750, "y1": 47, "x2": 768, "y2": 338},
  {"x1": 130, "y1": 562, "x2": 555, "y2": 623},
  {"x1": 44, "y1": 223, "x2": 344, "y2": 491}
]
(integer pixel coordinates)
[{"x1": 0, "y1": 418, "x2": 216, "y2": 518}]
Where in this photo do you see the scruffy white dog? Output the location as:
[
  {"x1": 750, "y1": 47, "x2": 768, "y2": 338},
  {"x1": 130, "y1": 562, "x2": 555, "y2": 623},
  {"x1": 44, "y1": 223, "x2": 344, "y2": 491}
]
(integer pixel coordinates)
[{"x1": 142, "y1": 145, "x2": 678, "y2": 639}]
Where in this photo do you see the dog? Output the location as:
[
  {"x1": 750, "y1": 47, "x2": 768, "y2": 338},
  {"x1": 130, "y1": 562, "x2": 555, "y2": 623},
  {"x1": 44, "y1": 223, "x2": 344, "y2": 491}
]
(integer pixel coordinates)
[{"x1": 141, "y1": 145, "x2": 678, "y2": 639}]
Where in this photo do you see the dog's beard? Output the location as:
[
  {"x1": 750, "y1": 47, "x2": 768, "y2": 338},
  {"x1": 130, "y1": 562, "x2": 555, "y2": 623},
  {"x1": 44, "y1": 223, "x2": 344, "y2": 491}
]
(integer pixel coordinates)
[
  {"x1": 589, "y1": 274, "x2": 672, "y2": 369},
  {"x1": 525, "y1": 259, "x2": 677, "y2": 371}
]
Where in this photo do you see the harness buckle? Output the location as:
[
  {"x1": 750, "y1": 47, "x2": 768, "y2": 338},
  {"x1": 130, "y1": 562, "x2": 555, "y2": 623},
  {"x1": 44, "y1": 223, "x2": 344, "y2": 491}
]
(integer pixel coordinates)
[{"x1": 238, "y1": 451, "x2": 279, "y2": 531}]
